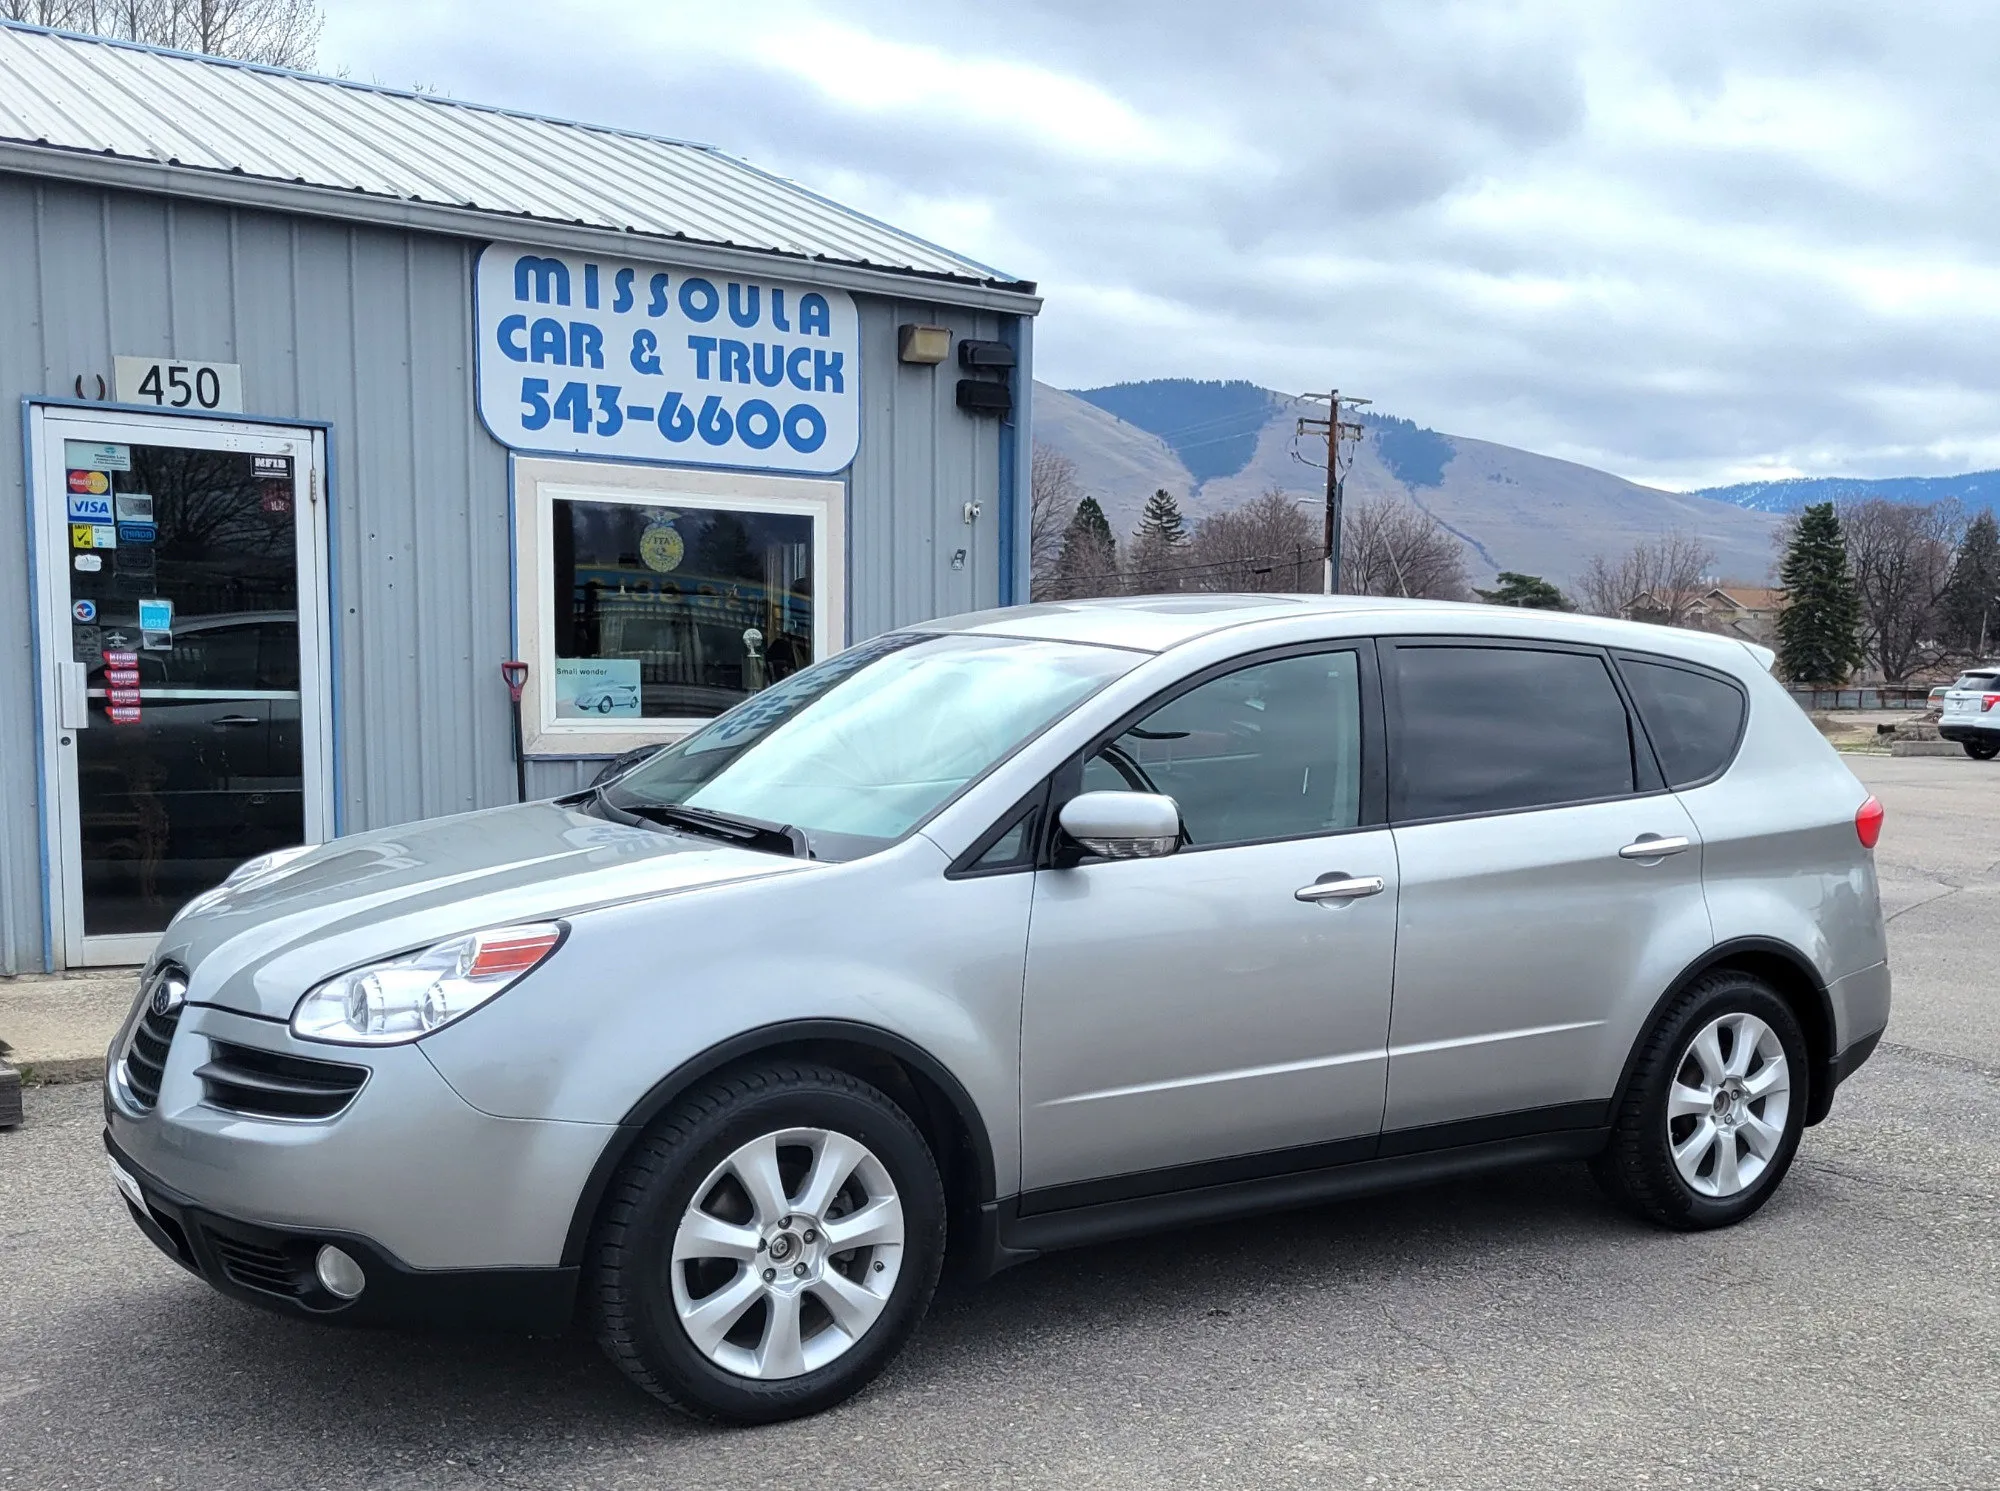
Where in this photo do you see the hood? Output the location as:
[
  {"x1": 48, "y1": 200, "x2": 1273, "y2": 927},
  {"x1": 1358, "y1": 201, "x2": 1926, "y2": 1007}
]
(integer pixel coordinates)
[{"x1": 160, "y1": 798, "x2": 819, "y2": 1020}]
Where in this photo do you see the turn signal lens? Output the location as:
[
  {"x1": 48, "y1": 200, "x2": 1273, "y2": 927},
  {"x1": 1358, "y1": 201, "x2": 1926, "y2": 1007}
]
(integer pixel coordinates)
[
  {"x1": 292, "y1": 922, "x2": 564, "y2": 1045},
  {"x1": 1982, "y1": 693, "x2": 2000, "y2": 712},
  {"x1": 1855, "y1": 796, "x2": 1884, "y2": 849}
]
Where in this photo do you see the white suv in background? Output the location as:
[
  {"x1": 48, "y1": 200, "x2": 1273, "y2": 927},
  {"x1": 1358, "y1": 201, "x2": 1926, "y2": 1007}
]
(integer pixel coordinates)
[{"x1": 1938, "y1": 667, "x2": 2000, "y2": 760}]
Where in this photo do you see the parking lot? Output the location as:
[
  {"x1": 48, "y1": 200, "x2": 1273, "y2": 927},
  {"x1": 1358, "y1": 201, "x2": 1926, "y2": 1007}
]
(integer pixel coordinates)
[{"x1": 2, "y1": 752, "x2": 1995, "y2": 1490}]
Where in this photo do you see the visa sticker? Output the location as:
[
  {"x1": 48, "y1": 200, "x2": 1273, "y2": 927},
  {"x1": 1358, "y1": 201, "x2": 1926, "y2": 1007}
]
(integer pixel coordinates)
[{"x1": 67, "y1": 492, "x2": 113, "y2": 521}]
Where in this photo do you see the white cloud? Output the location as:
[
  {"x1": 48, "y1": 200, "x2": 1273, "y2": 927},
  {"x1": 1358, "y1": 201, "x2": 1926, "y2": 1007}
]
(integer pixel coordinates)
[{"x1": 320, "y1": 0, "x2": 2000, "y2": 487}]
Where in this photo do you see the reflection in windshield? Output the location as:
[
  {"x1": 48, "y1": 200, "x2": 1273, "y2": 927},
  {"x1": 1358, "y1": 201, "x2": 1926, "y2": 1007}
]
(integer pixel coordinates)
[{"x1": 607, "y1": 632, "x2": 1136, "y2": 859}]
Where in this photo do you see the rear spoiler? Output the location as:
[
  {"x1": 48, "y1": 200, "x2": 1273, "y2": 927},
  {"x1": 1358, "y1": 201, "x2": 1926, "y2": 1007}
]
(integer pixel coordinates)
[{"x1": 1739, "y1": 641, "x2": 1777, "y2": 674}]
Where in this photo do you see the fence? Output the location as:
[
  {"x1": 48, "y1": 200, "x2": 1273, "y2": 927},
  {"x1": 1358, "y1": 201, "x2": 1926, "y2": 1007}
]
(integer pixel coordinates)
[{"x1": 1786, "y1": 686, "x2": 1934, "y2": 711}]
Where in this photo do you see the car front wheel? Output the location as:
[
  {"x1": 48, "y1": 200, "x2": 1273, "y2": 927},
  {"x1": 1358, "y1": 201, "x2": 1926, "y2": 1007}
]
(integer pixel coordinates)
[
  {"x1": 587, "y1": 1061, "x2": 946, "y2": 1422},
  {"x1": 1591, "y1": 970, "x2": 1808, "y2": 1230}
]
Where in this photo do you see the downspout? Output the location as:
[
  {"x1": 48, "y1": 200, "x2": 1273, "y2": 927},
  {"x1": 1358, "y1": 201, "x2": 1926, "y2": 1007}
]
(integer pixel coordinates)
[{"x1": 997, "y1": 314, "x2": 1034, "y2": 606}]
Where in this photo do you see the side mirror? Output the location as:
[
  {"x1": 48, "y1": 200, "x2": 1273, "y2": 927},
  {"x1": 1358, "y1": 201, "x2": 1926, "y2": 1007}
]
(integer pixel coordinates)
[{"x1": 1058, "y1": 791, "x2": 1181, "y2": 860}]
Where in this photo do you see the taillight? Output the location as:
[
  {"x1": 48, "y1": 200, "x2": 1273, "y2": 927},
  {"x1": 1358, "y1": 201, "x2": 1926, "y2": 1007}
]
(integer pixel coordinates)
[
  {"x1": 1982, "y1": 693, "x2": 2000, "y2": 712},
  {"x1": 1855, "y1": 796, "x2": 1884, "y2": 849}
]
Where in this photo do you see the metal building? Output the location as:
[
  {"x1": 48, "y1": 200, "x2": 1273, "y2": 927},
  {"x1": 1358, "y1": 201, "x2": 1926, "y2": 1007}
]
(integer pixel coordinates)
[{"x1": 0, "y1": 22, "x2": 1041, "y2": 972}]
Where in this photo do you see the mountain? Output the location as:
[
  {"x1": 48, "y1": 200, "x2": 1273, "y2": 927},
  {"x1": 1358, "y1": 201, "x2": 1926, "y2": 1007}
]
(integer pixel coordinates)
[
  {"x1": 1693, "y1": 472, "x2": 2000, "y2": 516},
  {"x1": 1042, "y1": 379, "x2": 1781, "y2": 588}
]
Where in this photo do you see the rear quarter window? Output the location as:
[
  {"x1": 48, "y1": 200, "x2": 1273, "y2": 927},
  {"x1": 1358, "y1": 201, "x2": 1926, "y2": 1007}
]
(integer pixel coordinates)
[{"x1": 1616, "y1": 655, "x2": 1747, "y2": 788}]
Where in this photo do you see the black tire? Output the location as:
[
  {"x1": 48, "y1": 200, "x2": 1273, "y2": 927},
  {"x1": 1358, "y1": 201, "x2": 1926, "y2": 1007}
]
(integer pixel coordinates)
[
  {"x1": 1591, "y1": 970, "x2": 1809, "y2": 1230},
  {"x1": 587, "y1": 1061, "x2": 946, "y2": 1423},
  {"x1": 1965, "y1": 740, "x2": 1999, "y2": 761}
]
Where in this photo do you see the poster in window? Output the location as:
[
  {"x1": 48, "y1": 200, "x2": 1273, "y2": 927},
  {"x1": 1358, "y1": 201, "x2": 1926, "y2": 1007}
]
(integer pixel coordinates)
[{"x1": 555, "y1": 657, "x2": 643, "y2": 718}]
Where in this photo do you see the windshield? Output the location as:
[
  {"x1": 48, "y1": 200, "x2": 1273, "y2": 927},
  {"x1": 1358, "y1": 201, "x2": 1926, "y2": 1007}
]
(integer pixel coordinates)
[{"x1": 605, "y1": 631, "x2": 1137, "y2": 860}]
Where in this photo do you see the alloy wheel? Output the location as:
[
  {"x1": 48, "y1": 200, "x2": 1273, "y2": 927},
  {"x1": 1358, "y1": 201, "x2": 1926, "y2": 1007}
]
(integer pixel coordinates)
[
  {"x1": 669, "y1": 1127, "x2": 905, "y2": 1380},
  {"x1": 1665, "y1": 1011, "x2": 1792, "y2": 1198}
]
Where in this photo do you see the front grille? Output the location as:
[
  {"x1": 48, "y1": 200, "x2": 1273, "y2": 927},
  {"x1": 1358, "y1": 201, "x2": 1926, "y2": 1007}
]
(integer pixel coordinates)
[
  {"x1": 195, "y1": 1041, "x2": 368, "y2": 1120},
  {"x1": 206, "y1": 1231, "x2": 307, "y2": 1297},
  {"x1": 119, "y1": 967, "x2": 188, "y2": 1112}
]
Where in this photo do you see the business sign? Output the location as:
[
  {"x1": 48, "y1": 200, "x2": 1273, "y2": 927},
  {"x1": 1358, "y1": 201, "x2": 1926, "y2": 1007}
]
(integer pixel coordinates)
[{"x1": 474, "y1": 243, "x2": 859, "y2": 476}]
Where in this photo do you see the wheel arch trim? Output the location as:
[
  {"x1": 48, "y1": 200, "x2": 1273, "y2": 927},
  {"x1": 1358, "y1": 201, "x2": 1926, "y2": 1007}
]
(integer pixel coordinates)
[
  {"x1": 559, "y1": 1019, "x2": 999, "y2": 1268},
  {"x1": 1611, "y1": 936, "x2": 1840, "y2": 1127}
]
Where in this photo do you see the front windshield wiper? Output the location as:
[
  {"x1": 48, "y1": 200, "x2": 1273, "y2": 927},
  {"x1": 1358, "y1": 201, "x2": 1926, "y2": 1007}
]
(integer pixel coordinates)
[{"x1": 596, "y1": 789, "x2": 809, "y2": 859}]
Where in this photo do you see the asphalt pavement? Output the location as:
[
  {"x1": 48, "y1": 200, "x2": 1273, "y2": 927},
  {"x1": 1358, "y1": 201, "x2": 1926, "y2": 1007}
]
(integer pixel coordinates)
[{"x1": 2, "y1": 752, "x2": 1996, "y2": 1489}]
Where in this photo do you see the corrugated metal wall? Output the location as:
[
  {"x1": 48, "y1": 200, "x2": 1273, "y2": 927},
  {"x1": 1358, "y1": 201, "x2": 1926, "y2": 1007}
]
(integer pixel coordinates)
[{"x1": 0, "y1": 174, "x2": 1016, "y2": 971}]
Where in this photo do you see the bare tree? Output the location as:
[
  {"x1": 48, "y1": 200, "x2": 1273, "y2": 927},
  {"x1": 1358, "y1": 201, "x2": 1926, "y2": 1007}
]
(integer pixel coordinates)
[
  {"x1": 1182, "y1": 488, "x2": 1318, "y2": 593},
  {"x1": 1576, "y1": 529, "x2": 1716, "y2": 626},
  {"x1": 12, "y1": 0, "x2": 323, "y2": 68},
  {"x1": 1838, "y1": 497, "x2": 1962, "y2": 681},
  {"x1": 1343, "y1": 495, "x2": 1471, "y2": 600},
  {"x1": 1028, "y1": 444, "x2": 1080, "y2": 599}
]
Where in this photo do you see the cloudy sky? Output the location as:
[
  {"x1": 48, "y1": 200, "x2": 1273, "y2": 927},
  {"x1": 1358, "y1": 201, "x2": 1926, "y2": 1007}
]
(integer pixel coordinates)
[{"x1": 323, "y1": 0, "x2": 2000, "y2": 489}]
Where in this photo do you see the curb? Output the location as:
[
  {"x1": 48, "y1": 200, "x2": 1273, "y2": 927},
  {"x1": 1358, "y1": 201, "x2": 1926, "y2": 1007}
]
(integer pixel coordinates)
[{"x1": 19, "y1": 1054, "x2": 106, "y2": 1086}]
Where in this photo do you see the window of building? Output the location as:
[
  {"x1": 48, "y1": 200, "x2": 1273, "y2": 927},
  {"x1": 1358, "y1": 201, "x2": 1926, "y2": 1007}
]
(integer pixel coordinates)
[
  {"x1": 1390, "y1": 644, "x2": 1635, "y2": 821},
  {"x1": 514, "y1": 456, "x2": 844, "y2": 754},
  {"x1": 1082, "y1": 650, "x2": 1363, "y2": 847},
  {"x1": 1616, "y1": 656, "x2": 1747, "y2": 788}
]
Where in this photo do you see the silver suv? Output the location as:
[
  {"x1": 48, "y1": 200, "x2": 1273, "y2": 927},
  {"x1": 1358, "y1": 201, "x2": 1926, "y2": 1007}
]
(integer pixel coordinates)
[
  {"x1": 104, "y1": 596, "x2": 1891, "y2": 1423},
  {"x1": 1938, "y1": 666, "x2": 2000, "y2": 759}
]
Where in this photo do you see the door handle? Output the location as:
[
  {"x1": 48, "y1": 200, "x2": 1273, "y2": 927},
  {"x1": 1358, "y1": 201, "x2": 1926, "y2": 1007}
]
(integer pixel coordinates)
[
  {"x1": 57, "y1": 661, "x2": 89, "y2": 730},
  {"x1": 210, "y1": 715, "x2": 261, "y2": 728},
  {"x1": 1619, "y1": 834, "x2": 1691, "y2": 859},
  {"x1": 1295, "y1": 874, "x2": 1386, "y2": 903}
]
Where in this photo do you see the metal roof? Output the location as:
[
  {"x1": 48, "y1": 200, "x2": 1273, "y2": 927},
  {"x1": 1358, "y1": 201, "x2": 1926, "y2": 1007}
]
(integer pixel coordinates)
[{"x1": 0, "y1": 22, "x2": 1032, "y2": 296}]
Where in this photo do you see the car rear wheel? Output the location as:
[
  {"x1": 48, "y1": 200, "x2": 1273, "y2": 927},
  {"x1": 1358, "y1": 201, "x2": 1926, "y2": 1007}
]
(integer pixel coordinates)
[
  {"x1": 1591, "y1": 970, "x2": 1808, "y2": 1230},
  {"x1": 587, "y1": 1062, "x2": 946, "y2": 1423},
  {"x1": 1965, "y1": 740, "x2": 1999, "y2": 760}
]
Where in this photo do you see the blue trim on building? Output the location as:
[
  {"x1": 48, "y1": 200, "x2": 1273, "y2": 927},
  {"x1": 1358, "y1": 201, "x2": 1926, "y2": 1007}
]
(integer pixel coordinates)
[{"x1": 19, "y1": 398, "x2": 55, "y2": 970}]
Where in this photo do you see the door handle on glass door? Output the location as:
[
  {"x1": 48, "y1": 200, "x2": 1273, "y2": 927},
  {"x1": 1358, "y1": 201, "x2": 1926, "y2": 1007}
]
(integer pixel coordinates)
[
  {"x1": 1295, "y1": 874, "x2": 1386, "y2": 903},
  {"x1": 1619, "y1": 834, "x2": 1691, "y2": 859},
  {"x1": 210, "y1": 715, "x2": 261, "y2": 728}
]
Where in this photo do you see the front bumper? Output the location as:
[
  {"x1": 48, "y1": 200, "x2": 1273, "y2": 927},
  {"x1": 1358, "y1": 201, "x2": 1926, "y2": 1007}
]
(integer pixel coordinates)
[
  {"x1": 104, "y1": 1002, "x2": 616, "y2": 1322},
  {"x1": 106, "y1": 1130, "x2": 577, "y2": 1331}
]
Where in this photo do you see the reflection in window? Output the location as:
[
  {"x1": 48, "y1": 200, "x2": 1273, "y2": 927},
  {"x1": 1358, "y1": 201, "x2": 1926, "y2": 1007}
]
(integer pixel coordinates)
[
  {"x1": 1085, "y1": 651, "x2": 1363, "y2": 846},
  {"x1": 552, "y1": 498, "x2": 815, "y2": 723}
]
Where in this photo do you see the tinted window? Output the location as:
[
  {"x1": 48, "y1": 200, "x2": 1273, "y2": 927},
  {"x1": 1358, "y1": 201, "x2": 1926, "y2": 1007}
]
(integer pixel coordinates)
[
  {"x1": 1953, "y1": 672, "x2": 2000, "y2": 692},
  {"x1": 1391, "y1": 645, "x2": 1634, "y2": 820},
  {"x1": 1620, "y1": 657, "x2": 1746, "y2": 787},
  {"x1": 1082, "y1": 651, "x2": 1362, "y2": 846}
]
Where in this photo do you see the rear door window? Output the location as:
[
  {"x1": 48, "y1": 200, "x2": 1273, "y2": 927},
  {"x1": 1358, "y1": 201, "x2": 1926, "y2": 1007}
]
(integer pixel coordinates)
[
  {"x1": 1616, "y1": 655, "x2": 1748, "y2": 787},
  {"x1": 1387, "y1": 643, "x2": 1636, "y2": 821}
]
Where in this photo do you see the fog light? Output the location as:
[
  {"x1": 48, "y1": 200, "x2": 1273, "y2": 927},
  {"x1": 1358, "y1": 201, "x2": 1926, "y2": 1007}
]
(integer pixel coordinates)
[{"x1": 315, "y1": 1244, "x2": 366, "y2": 1300}]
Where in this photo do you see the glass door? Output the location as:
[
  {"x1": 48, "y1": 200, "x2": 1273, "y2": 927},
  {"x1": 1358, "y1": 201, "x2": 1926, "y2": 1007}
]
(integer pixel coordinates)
[{"x1": 31, "y1": 409, "x2": 332, "y2": 968}]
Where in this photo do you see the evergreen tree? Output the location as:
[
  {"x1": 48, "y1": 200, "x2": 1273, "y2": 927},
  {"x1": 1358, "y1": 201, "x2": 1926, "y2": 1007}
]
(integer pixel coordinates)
[
  {"x1": 1052, "y1": 495, "x2": 1119, "y2": 599},
  {"x1": 1474, "y1": 571, "x2": 1572, "y2": 610},
  {"x1": 1136, "y1": 489, "x2": 1188, "y2": 546},
  {"x1": 1777, "y1": 502, "x2": 1863, "y2": 684},
  {"x1": 1129, "y1": 489, "x2": 1190, "y2": 594},
  {"x1": 1941, "y1": 509, "x2": 2000, "y2": 656}
]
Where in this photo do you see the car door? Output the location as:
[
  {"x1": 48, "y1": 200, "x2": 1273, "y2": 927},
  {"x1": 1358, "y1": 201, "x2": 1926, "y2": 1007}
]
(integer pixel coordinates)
[
  {"x1": 1379, "y1": 638, "x2": 1713, "y2": 1143},
  {"x1": 1017, "y1": 641, "x2": 1398, "y2": 1204}
]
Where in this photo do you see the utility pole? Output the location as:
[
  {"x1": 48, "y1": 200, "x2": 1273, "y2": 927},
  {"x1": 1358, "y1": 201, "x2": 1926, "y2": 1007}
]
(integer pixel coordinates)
[{"x1": 1295, "y1": 391, "x2": 1370, "y2": 592}]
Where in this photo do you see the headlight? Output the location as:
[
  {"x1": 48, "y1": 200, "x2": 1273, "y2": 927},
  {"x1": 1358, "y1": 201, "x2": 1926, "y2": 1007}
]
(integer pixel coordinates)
[
  {"x1": 291, "y1": 923, "x2": 564, "y2": 1046},
  {"x1": 226, "y1": 845, "x2": 315, "y2": 885}
]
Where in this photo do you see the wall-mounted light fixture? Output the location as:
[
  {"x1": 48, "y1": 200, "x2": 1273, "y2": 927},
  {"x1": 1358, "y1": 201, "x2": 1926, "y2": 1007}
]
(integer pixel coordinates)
[{"x1": 898, "y1": 324, "x2": 952, "y2": 364}]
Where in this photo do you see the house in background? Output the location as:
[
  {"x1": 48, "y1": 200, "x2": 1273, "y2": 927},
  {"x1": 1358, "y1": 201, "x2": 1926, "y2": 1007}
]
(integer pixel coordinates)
[{"x1": 1621, "y1": 585, "x2": 1785, "y2": 644}]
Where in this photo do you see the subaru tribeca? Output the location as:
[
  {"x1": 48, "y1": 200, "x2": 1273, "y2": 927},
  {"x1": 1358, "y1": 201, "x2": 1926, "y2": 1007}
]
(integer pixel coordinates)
[{"x1": 104, "y1": 596, "x2": 1891, "y2": 1423}]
